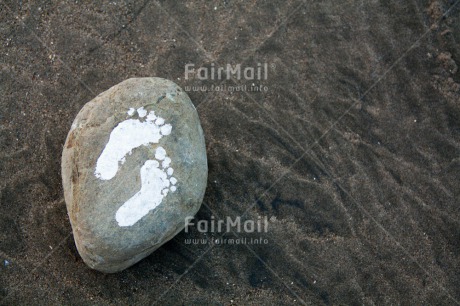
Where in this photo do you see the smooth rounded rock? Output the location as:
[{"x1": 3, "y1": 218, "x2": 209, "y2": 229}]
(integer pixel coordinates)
[{"x1": 61, "y1": 77, "x2": 207, "y2": 273}]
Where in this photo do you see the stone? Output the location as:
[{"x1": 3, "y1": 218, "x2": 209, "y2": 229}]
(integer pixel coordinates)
[{"x1": 61, "y1": 77, "x2": 207, "y2": 273}]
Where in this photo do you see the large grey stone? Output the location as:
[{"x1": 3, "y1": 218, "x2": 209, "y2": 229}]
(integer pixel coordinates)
[{"x1": 61, "y1": 77, "x2": 207, "y2": 273}]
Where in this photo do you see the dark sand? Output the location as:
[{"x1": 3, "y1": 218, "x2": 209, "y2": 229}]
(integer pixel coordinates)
[{"x1": 0, "y1": 0, "x2": 459, "y2": 304}]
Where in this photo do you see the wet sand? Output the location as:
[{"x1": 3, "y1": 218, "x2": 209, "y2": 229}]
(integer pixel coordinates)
[{"x1": 0, "y1": 0, "x2": 459, "y2": 304}]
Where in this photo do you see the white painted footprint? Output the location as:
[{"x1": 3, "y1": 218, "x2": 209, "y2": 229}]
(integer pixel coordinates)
[
  {"x1": 115, "y1": 146, "x2": 177, "y2": 227},
  {"x1": 94, "y1": 107, "x2": 177, "y2": 227},
  {"x1": 94, "y1": 107, "x2": 172, "y2": 180}
]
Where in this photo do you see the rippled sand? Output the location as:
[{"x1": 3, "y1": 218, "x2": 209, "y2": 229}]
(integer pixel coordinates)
[{"x1": 0, "y1": 1, "x2": 459, "y2": 304}]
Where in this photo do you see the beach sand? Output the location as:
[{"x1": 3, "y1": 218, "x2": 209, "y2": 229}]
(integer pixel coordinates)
[{"x1": 0, "y1": 0, "x2": 459, "y2": 304}]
